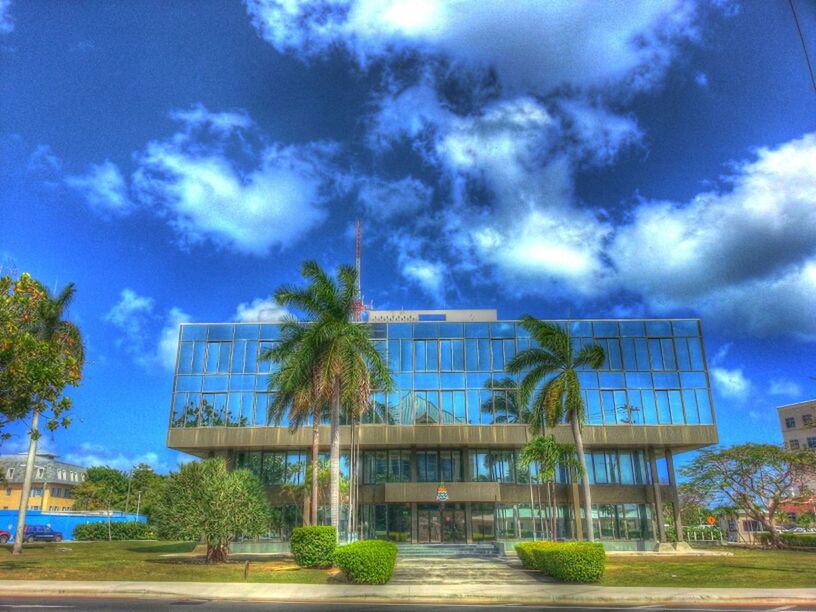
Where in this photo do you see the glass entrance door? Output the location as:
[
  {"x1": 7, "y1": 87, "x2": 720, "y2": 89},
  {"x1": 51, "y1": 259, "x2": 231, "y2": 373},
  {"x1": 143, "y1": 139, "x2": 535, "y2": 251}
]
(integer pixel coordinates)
[
  {"x1": 441, "y1": 506, "x2": 466, "y2": 543},
  {"x1": 417, "y1": 504, "x2": 466, "y2": 543}
]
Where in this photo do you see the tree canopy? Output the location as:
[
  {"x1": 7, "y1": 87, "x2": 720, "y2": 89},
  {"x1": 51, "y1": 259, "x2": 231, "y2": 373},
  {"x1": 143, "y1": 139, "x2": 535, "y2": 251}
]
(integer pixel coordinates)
[
  {"x1": 680, "y1": 443, "x2": 816, "y2": 546},
  {"x1": 153, "y1": 459, "x2": 272, "y2": 562}
]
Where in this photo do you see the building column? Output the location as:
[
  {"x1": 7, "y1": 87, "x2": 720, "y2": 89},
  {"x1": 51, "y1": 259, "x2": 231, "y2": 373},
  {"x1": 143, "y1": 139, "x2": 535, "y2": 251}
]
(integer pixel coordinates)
[
  {"x1": 465, "y1": 502, "x2": 474, "y2": 544},
  {"x1": 570, "y1": 482, "x2": 583, "y2": 540},
  {"x1": 649, "y1": 447, "x2": 667, "y2": 543},
  {"x1": 665, "y1": 449, "x2": 683, "y2": 542},
  {"x1": 410, "y1": 502, "x2": 418, "y2": 544}
]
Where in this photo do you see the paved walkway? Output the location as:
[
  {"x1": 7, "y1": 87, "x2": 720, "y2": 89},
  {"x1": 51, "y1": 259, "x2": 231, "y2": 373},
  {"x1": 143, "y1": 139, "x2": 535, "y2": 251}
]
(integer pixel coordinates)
[
  {"x1": 1, "y1": 580, "x2": 815, "y2": 607},
  {"x1": 391, "y1": 555, "x2": 545, "y2": 585}
]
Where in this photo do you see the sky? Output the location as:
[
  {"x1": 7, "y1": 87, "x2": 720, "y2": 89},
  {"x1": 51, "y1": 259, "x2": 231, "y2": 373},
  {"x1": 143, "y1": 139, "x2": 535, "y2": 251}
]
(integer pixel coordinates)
[{"x1": 1, "y1": 0, "x2": 815, "y2": 474}]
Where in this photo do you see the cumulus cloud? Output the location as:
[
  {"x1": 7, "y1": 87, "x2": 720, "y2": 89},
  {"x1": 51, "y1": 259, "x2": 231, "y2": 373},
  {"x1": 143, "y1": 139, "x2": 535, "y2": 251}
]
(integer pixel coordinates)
[
  {"x1": 246, "y1": 0, "x2": 701, "y2": 94},
  {"x1": 131, "y1": 105, "x2": 338, "y2": 254},
  {"x1": 0, "y1": 0, "x2": 13, "y2": 34},
  {"x1": 233, "y1": 297, "x2": 289, "y2": 322},
  {"x1": 356, "y1": 175, "x2": 432, "y2": 220},
  {"x1": 104, "y1": 289, "x2": 190, "y2": 372},
  {"x1": 66, "y1": 160, "x2": 134, "y2": 216},
  {"x1": 65, "y1": 442, "x2": 171, "y2": 473},
  {"x1": 400, "y1": 256, "x2": 447, "y2": 304},
  {"x1": 609, "y1": 132, "x2": 816, "y2": 337},
  {"x1": 711, "y1": 367, "x2": 751, "y2": 399},
  {"x1": 768, "y1": 379, "x2": 802, "y2": 399}
]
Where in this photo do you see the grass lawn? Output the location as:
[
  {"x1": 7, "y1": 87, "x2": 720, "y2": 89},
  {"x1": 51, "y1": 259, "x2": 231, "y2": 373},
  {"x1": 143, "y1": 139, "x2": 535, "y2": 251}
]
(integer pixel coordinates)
[
  {"x1": 602, "y1": 546, "x2": 816, "y2": 588},
  {"x1": 0, "y1": 541, "x2": 339, "y2": 584}
]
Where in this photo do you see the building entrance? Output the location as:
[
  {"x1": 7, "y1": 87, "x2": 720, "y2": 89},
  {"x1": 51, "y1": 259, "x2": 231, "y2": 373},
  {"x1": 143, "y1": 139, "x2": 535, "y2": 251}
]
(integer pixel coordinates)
[{"x1": 417, "y1": 503, "x2": 466, "y2": 543}]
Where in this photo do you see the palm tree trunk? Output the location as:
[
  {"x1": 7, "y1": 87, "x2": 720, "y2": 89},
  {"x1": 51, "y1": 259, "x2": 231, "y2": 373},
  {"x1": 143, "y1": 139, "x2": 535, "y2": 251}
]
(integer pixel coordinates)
[
  {"x1": 330, "y1": 382, "x2": 341, "y2": 534},
  {"x1": 310, "y1": 410, "x2": 320, "y2": 526},
  {"x1": 551, "y1": 481, "x2": 559, "y2": 540},
  {"x1": 347, "y1": 414, "x2": 355, "y2": 543},
  {"x1": 571, "y1": 415, "x2": 594, "y2": 541},
  {"x1": 13, "y1": 409, "x2": 39, "y2": 555}
]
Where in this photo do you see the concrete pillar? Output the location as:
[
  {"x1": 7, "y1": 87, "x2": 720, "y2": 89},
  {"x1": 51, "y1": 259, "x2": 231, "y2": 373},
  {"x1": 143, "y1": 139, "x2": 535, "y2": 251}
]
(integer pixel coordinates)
[
  {"x1": 465, "y1": 502, "x2": 474, "y2": 544},
  {"x1": 665, "y1": 449, "x2": 683, "y2": 542},
  {"x1": 570, "y1": 482, "x2": 583, "y2": 540},
  {"x1": 649, "y1": 448, "x2": 667, "y2": 543},
  {"x1": 410, "y1": 502, "x2": 418, "y2": 544}
]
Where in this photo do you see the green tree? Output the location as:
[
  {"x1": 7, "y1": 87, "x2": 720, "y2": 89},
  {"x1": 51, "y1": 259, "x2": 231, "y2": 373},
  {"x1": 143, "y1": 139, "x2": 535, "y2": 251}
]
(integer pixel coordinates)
[
  {"x1": 2, "y1": 275, "x2": 85, "y2": 555},
  {"x1": 129, "y1": 464, "x2": 167, "y2": 519},
  {"x1": 153, "y1": 459, "x2": 271, "y2": 562},
  {"x1": 680, "y1": 443, "x2": 816, "y2": 548},
  {"x1": 506, "y1": 317, "x2": 605, "y2": 541},
  {"x1": 518, "y1": 434, "x2": 580, "y2": 540},
  {"x1": 264, "y1": 261, "x2": 391, "y2": 532},
  {"x1": 73, "y1": 466, "x2": 130, "y2": 511}
]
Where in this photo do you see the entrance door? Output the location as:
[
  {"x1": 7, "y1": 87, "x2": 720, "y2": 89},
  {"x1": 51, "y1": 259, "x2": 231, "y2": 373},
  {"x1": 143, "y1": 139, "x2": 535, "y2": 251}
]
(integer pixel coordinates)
[
  {"x1": 441, "y1": 507, "x2": 466, "y2": 543},
  {"x1": 417, "y1": 505, "x2": 443, "y2": 543}
]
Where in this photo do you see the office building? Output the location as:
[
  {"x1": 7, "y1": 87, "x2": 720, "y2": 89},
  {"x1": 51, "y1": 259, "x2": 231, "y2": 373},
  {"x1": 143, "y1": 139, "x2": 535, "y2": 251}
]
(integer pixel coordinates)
[
  {"x1": 0, "y1": 452, "x2": 86, "y2": 511},
  {"x1": 167, "y1": 310, "x2": 718, "y2": 549}
]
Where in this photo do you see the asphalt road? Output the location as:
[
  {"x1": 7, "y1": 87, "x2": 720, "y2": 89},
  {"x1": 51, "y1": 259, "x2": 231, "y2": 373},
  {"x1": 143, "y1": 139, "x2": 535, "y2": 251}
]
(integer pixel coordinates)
[{"x1": 0, "y1": 598, "x2": 815, "y2": 611}]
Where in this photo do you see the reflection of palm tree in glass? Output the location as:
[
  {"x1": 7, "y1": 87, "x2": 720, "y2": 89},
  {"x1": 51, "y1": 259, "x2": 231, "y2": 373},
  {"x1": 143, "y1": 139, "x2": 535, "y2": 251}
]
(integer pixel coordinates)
[{"x1": 481, "y1": 378, "x2": 521, "y2": 424}]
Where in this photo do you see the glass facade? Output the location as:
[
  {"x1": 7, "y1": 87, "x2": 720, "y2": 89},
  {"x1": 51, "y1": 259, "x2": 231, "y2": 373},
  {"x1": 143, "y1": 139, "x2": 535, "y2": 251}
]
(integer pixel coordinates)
[{"x1": 170, "y1": 319, "x2": 713, "y2": 429}]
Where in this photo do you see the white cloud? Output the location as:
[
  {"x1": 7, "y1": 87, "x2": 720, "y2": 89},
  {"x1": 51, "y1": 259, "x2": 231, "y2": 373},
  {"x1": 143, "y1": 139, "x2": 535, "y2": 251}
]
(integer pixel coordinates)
[
  {"x1": 246, "y1": 0, "x2": 701, "y2": 94},
  {"x1": 27, "y1": 144, "x2": 62, "y2": 174},
  {"x1": 0, "y1": 0, "x2": 13, "y2": 34},
  {"x1": 768, "y1": 379, "x2": 802, "y2": 399},
  {"x1": 400, "y1": 256, "x2": 446, "y2": 304},
  {"x1": 131, "y1": 105, "x2": 338, "y2": 254},
  {"x1": 609, "y1": 132, "x2": 816, "y2": 337},
  {"x1": 711, "y1": 367, "x2": 751, "y2": 399},
  {"x1": 65, "y1": 442, "x2": 171, "y2": 474},
  {"x1": 156, "y1": 307, "x2": 192, "y2": 371},
  {"x1": 233, "y1": 297, "x2": 288, "y2": 322},
  {"x1": 66, "y1": 160, "x2": 134, "y2": 216},
  {"x1": 694, "y1": 71, "x2": 709, "y2": 87},
  {"x1": 356, "y1": 175, "x2": 432, "y2": 220},
  {"x1": 104, "y1": 289, "x2": 155, "y2": 354}
]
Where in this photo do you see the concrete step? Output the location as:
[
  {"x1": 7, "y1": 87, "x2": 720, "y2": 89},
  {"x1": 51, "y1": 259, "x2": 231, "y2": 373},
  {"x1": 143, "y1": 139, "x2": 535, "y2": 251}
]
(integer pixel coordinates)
[{"x1": 396, "y1": 543, "x2": 499, "y2": 557}]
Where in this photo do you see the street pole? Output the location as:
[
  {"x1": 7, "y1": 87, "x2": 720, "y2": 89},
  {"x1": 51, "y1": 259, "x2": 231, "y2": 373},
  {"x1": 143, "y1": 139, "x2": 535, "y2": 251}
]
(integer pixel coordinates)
[
  {"x1": 135, "y1": 490, "x2": 142, "y2": 518},
  {"x1": 12, "y1": 410, "x2": 40, "y2": 555}
]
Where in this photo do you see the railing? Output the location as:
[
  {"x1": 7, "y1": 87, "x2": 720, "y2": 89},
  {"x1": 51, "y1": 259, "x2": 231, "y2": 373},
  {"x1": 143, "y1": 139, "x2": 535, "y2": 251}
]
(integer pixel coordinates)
[{"x1": 683, "y1": 527, "x2": 724, "y2": 543}]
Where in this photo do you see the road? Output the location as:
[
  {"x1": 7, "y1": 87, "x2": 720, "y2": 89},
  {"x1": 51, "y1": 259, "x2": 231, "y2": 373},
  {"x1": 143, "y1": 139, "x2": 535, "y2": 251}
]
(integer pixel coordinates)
[{"x1": 1, "y1": 597, "x2": 814, "y2": 611}]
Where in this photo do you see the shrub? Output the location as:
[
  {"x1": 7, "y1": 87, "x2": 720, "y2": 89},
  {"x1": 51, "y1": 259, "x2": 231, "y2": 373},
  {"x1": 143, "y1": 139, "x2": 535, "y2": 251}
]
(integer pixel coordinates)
[
  {"x1": 290, "y1": 526, "x2": 337, "y2": 568},
  {"x1": 781, "y1": 533, "x2": 816, "y2": 548},
  {"x1": 515, "y1": 541, "x2": 558, "y2": 570},
  {"x1": 73, "y1": 521, "x2": 156, "y2": 541},
  {"x1": 528, "y1": 542, "x2": 606, "y2": 583},
  {"x1": 333, "y1": 540, "x2": 398, "y2": 584}
]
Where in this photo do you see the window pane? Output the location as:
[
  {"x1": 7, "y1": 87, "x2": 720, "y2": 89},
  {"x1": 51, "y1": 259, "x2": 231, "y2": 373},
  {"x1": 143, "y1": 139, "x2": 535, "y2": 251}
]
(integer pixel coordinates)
[
  {"x1": 687, "y1": 338, "x2": 704, "y2": 370},
  {"x1": 660, "y1": 339, "x2": 676, "y2": 370},
  {"x1": 452, "y1": 340, "x2": 464, "y2": 370}
]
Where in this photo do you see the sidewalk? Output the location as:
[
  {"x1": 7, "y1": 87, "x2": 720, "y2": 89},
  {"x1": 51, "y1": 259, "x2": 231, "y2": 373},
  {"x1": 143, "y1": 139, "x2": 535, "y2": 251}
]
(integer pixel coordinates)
[{"x1": 1, "y1": 580, "x2": 815, "y2": 606}]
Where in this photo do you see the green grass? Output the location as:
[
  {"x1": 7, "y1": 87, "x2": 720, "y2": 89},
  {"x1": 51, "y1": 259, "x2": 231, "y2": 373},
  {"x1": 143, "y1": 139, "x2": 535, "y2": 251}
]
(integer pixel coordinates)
[
  {"x1": 0, "y1": 541, "x2": 338, "y2": 584},
  {"x1": 602, "y1": 546, "x2": 816, "y2": 588}
]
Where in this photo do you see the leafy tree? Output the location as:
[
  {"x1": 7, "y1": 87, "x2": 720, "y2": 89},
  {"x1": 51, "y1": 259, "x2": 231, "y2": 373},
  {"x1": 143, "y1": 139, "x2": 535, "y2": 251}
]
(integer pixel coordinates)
[
  {"x1": 153, "y1": 459, "x2": 271, "y2": 562},
  {"x1": 797, "y1": 511, "x2": 815, "y2": 528},
  {"x1": 2, "y1": 275, "x2": 85, "y2": 555},
  {"x1": 507, "y1": 317, "x2": 605, "y2": 541},
  {"x1": 263, "y1": 261, "x2": 391, "y2": 532},
  {"x1": 73, "y1": 466, "x2": 130, "y2": 511},
  {"x1": 680, "y1": 443, "x2": 816, "y2": 547},
  {"x1": 129, "y1": 463, "x2": 167, "y2": 519}
]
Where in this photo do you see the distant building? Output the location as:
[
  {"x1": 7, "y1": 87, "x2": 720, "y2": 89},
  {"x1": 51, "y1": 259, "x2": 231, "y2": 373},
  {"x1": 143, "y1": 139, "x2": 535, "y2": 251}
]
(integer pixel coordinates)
[
  {"x1": 0, "y1": 452, "x2": 87, "y2": 512},
  {"x1": 778, "y1": 399, "x2": 816, "y2": 494}
]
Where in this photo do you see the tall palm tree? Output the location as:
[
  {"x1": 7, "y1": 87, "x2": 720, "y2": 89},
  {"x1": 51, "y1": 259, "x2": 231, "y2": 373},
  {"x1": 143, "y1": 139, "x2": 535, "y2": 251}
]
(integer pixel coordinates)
[
  {"x1": 506, "y1": 317, "x2": 604, "y2": 541},
  {"x1": 267, "y1": 261, "x2": 391, "y2": 532},
  {"x1": 263, "y1": 325, "x2": 325, "y2": 526},
  {"x1": 518, "y1": 435, "x2": 580, "y2": 540},
  {"x1": 13, "y1": 281, "x2": 84, "y2": 555}
]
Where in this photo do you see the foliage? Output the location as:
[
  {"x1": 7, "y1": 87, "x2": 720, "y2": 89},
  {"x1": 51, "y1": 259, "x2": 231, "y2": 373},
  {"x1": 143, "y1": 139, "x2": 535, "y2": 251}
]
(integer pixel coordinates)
[
  {"x1": 73, "y1": 521, "x2": 156, "y2": 541},
  {"x1": 261, "y1": 261, "x2": 392, "y2": 529},
  {"x1": 757, "y1": 531, "x2": 816, "y2": 548},
  {"x1": 152, "y1": 459, "x2": 271, "y2": 562},
  {"x1": 333, "y1": 540, "x2": 398, "y2": 584},
  {"x1": 72, "y1": 464, "x2": 166, "y2": 519},
  {"x1": 0, "y1": 273, "x2": 84, "y2": 436},
  {"x1": 527, "y1": 542, "x2": 606, "y2": 583},
  {"x1": 289, "y1": 526, "x2": 338, "y2": 567},
  {"x1": 518, "y1": 435, "x2": 579, "y2": 482},
  {"x1": 796, "y1": 512, "x2": 815, "y2": 528},
  {"x1": 680, "y1": 443, "x2": 816, "y2": 547},
  {"x1": 506, "y1": 316, "x2": 605, "y2": 541},
  {"x1": 515, "y1": 541, "x2": 558, "y2": 569}
]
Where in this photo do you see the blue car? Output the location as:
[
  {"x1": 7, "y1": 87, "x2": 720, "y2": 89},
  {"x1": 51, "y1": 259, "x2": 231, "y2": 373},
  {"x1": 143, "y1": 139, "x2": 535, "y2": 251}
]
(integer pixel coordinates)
[{"x1": 22, "y1": 524, "x2": 63, "y2": 543}]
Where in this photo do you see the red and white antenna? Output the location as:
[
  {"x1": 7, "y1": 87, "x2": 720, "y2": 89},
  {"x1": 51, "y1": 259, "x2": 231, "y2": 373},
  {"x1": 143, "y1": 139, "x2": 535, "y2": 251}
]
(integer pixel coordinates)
[{"x1": 353, "y1": 219, "x2": 364, "y2": 321}]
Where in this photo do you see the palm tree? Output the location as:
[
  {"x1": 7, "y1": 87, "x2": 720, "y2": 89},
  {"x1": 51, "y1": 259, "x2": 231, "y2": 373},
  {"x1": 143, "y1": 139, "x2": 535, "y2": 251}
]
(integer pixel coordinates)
[
  {"x1": 518, "y1": 435, "x2": 580, "y2": 540},
  {"x1": 13, "y1": 281, "x2": 84, "y2": 555},
  {"x1": 267, "y1": 261, "x2": 391, "y2": 533},
  {"x1": 506, "y1": 317, "x2": 604, "y2": 541}
]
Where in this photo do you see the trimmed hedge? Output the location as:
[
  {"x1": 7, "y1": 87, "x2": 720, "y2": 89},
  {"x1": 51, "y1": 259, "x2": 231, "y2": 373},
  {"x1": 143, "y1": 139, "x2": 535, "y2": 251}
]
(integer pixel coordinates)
[
  {"x1": 290, "y1": 526, "x2": 337, "y2": 568},
  {"x1": 783, "y1": 532, "x2": 816, "y2": 548},
  {"x1": 516, "y1": 541, "x2": 606, "y2": 583},
  {"x1": 333, "y1": 540, "x2": 398, "y2": 584},
  {"x1": 73, "y1": 521, "x2": 156, "y2": 541}
]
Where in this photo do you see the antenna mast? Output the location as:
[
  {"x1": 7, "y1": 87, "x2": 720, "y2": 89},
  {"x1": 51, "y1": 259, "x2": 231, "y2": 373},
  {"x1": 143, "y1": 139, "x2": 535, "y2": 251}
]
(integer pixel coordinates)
[{"x1": 353, "y1": 219, "x2": 363, "y2": 321}]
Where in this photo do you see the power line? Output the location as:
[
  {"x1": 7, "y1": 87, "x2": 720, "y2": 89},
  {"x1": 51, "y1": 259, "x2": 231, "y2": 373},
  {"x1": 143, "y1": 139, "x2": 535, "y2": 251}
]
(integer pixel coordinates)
[{"x1": 788, "y1": 0, "x2": 816, "y2": 94}]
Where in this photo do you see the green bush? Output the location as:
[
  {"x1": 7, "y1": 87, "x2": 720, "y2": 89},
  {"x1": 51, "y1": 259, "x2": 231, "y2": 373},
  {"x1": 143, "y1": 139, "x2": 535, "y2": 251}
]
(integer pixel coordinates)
[
  {"x1": 333, "y1": 540, "x2": 398, "y2": 584},
  {"x1": 515, "y1": 541, "x2": 558, "y2": 569},
  {"x1": 289, "y1": 526, "x2": 337, "y2": 568},
  {"x1": 73, "y1": 521, "x2": 156, "y2": 541},
  {"x1": 526, "y1": 542, "x2": 606, "y2": 583},
  {"x1": 781, "y1": 532, "x2": 816, "y2": 548}
]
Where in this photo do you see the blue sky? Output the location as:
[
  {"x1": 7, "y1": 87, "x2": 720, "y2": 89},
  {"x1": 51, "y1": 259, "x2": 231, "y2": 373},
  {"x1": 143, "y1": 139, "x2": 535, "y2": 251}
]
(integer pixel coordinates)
[{"x1": 1, "y1": 0, "x2": 815, "y2": 473}]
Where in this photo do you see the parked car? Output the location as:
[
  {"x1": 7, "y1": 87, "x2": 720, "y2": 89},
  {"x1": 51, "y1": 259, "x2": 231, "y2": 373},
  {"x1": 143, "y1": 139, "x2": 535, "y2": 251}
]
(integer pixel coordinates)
[
  {"x1": 22, "y1": 525, "x2": 63, "y2": 543},
  {"x1": 0, "y1": 529, "x2": 10, "y2": 544}
]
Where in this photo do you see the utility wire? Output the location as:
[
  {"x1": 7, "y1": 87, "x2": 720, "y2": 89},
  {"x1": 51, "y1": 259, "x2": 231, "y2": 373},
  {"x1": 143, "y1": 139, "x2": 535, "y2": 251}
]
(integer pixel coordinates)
[{"x1": 788, "y1": 0, "x2": 816, "y2": 94}]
